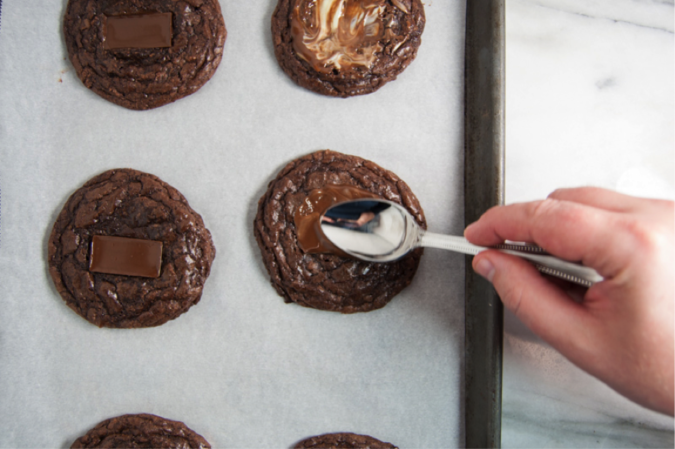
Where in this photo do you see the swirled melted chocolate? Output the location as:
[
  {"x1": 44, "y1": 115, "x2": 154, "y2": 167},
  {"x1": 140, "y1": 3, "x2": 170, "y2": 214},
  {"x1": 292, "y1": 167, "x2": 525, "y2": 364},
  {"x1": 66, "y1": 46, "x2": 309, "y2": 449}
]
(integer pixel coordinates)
[
  {"x1": 291, "y1": 0, "x2": 387, "y2": 73},
  {"x1": 294, "y1": 185, "x2": 377, "y2": 255},
  {"x1": 273, "y1": 0, "x2": 425, "y2": 97}
]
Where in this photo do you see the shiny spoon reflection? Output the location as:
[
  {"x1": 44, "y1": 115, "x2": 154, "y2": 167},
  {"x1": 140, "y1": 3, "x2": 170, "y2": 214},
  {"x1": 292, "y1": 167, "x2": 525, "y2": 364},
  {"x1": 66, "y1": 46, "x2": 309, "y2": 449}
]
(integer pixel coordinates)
[{"x1": 320, "y1": 199, "x2": 603, "y2": 287}]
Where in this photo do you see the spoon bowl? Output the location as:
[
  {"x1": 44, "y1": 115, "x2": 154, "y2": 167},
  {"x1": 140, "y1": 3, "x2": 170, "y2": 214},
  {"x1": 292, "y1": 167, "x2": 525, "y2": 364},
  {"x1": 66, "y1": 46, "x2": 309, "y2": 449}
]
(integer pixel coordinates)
[{"x1": 321, "y1": 199, "x2": 419, "y2": 262}]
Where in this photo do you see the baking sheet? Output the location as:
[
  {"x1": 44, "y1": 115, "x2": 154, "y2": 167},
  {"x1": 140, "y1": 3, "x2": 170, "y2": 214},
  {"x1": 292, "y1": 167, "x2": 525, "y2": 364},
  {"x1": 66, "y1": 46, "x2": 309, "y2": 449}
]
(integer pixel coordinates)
[{"x1": 0, "y1": 0, "x2": 467, "y2": 447}]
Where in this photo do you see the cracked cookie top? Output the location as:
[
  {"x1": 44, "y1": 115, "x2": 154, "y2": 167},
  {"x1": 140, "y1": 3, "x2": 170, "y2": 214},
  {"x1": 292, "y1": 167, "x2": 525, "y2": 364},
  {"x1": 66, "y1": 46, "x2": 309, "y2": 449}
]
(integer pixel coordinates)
[
  {"x1": 48, "y1": 168, "x2": 215, "y2": 328},
  {"x1": 63, "y1": 0, "x2": 226, "y2": 110}
]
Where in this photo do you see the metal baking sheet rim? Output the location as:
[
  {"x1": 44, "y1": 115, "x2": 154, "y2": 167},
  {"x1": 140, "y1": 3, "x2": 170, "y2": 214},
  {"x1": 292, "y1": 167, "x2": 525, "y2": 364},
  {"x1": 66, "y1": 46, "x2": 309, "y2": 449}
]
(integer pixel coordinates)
[{"x1": 464, "y1": 0, "x2": 505, "y2": 448}]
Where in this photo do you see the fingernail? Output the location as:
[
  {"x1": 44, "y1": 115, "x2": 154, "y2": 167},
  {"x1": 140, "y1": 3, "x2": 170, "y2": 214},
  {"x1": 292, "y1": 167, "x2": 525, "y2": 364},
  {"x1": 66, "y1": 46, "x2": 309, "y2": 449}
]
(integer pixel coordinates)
[
  {"x1": 463, "y1": 222, "x2": 476, "y2": 236},
  {"x1": 474, "y1": 258, "x2": 495, "y2": 283}
]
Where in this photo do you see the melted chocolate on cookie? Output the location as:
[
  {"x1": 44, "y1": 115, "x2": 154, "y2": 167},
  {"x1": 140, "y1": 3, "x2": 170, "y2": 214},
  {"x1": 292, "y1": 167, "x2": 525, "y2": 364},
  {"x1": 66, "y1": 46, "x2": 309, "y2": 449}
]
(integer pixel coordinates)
[{"x1": 254, "y1": 150, "x2": 425, "y2": 313}]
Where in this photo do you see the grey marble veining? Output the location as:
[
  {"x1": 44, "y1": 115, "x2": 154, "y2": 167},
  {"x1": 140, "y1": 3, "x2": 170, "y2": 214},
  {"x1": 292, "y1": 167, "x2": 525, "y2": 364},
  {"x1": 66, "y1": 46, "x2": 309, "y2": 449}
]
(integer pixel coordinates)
[
  {"x1": 504, "y1": 409, "x2": 674, "y2": 449},
  {"x1": 503, "y1": 0, "x2": 674, "y2": 447},
  {"x1": 503, "y1": 333, "x2": 674, "y2": 447},
  {"x1": 526, "y1": 0, "x2": 674, "y2": 33}
]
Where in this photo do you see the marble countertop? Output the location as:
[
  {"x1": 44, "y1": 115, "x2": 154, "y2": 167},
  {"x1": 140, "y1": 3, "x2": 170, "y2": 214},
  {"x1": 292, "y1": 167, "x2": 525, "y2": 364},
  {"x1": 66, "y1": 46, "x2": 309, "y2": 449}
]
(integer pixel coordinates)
[
  {"x1": 0, "y1": 0, "x2": 671, "y2": 447},
  {"x1": 502, "y1": 0, "x2": 674, "y2": 447}
]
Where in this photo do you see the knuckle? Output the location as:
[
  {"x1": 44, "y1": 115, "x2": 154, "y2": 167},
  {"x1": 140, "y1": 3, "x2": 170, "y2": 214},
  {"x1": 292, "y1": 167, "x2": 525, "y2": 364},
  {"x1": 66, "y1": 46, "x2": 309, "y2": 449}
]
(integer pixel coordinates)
[
  {"x1": 657, "y1": 199, "x2": 675, "y2": 222},
  {"x1": 525, "y1": 198, "x2": 594, "y2": 256},
  {"x1": 547, "y1": 188, "x2": 566, "y2": 199},
  {"x1": 529, "y1": 198, "x2": 561, "y2": 219},
  {"x1": 620, "y1": 217, "x2": 665, "y2": 254},
  {"x1": 530, "y1": 197, "x2": 587, "y2": 229}
]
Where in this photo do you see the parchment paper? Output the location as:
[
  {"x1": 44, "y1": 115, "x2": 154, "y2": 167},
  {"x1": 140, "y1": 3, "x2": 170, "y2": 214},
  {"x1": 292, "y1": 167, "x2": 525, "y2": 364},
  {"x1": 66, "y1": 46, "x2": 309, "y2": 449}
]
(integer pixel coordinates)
[{"x1": 0, "y1": 0, "x2": 467, "y2": 447}]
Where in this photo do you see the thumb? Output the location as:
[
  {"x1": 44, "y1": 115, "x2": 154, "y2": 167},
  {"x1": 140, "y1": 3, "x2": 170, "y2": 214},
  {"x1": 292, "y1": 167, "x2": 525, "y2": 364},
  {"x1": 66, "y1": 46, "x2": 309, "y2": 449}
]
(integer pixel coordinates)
[{"x1": 473, "y1": 250, "x2": 591, "y2": 353}]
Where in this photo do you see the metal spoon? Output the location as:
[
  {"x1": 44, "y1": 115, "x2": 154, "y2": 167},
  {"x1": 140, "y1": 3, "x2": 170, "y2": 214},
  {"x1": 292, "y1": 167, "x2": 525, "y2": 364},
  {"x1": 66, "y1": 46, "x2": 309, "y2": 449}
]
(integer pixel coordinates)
[{"x1": 320, "y1": 199, "x2": 603, "y2": 287}]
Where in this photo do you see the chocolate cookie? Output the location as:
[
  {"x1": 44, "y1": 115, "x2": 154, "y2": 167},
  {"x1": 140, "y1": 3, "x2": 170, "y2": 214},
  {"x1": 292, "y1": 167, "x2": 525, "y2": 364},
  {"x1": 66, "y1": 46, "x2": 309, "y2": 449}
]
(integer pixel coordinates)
[
  {"x1": 294, "y1": 432, "x2": 398, "y2": 449},
  {"x1": 71, "y1": 413, "x2": 211, "y2": 448},
  {"x1": 254, "y1": 150, "x2": 425, "y2": 313},
  {"x1": 48, "y1": 169, "x2": 215, "y2": 328},
  {"x1": 272, "y1": 0, "x2": 425, "y2": 97},
  {"x1": 64, "y1": 0, "x2": 226, "y2": 110}
]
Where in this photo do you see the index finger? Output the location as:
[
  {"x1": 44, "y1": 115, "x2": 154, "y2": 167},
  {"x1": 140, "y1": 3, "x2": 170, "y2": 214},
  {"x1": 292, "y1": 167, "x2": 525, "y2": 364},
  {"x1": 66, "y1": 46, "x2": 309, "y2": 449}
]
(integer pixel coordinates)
[
  {"x1": 464, "y1": 198, "x2": 629, "y2": 278},
  {"x1": 548, "y1": 187, "x2": 656, "y2": 213}
]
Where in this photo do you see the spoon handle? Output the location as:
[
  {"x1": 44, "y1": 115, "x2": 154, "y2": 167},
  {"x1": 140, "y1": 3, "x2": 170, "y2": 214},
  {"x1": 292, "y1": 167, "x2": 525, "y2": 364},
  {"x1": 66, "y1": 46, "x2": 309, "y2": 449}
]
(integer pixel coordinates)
[{"x1": 419, "y1": 232, "x2": 602, "y2": 287}]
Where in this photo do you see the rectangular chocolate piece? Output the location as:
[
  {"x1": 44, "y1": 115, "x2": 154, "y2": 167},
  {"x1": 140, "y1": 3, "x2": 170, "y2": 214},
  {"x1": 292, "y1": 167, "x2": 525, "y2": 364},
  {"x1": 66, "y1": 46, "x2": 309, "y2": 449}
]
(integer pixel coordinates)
[
  {"x1": 104, "y1": 13, "x2": 172, "y2": 49},
  {"x1": 90, "y1": 235, "x2": 163, "y2": 278}
]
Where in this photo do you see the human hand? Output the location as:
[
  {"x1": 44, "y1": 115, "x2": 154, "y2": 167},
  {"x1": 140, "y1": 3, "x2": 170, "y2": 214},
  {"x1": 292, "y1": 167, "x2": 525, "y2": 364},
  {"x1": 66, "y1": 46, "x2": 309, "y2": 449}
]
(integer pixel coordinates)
[
  {"x1": 464, "y1": 187, "x2": 674, "y2": 415},
  {"x1": 355, "y1": 211, "x2": 375, "y2": 227}
]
